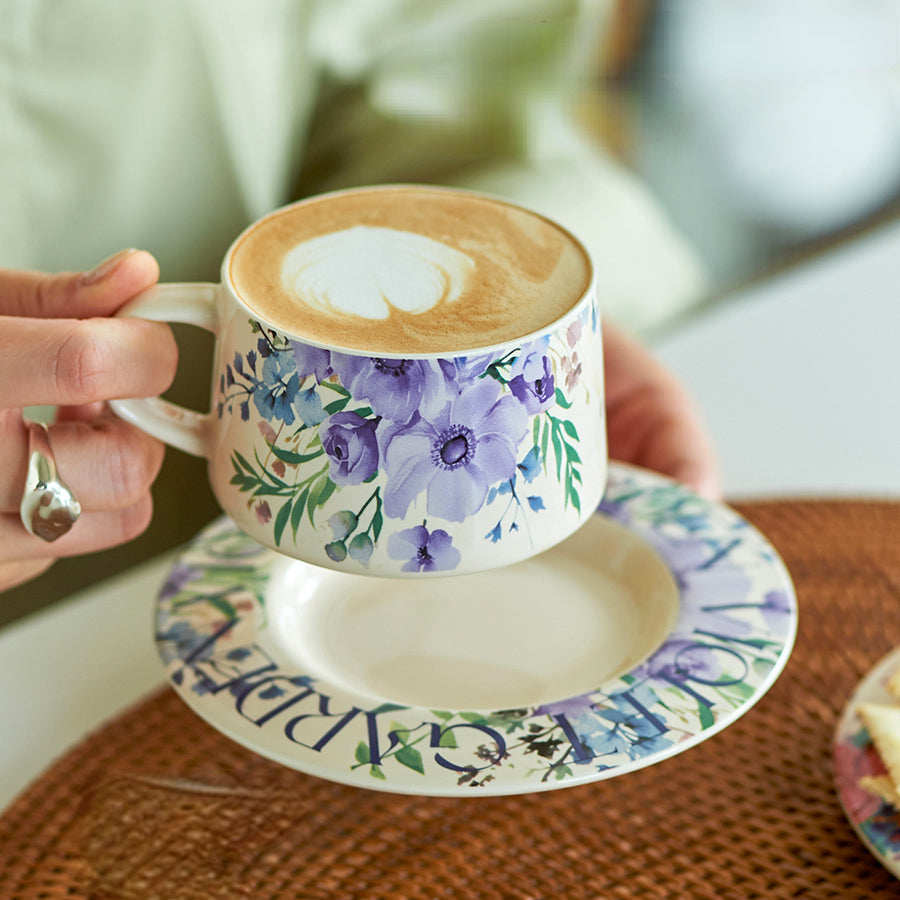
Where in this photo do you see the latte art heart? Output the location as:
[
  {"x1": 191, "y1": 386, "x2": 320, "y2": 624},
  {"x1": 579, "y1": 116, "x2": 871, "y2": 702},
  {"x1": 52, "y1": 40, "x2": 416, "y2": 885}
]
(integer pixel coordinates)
[{"x1": 281, "y1": 226, "x2": 475, "y2": 320}]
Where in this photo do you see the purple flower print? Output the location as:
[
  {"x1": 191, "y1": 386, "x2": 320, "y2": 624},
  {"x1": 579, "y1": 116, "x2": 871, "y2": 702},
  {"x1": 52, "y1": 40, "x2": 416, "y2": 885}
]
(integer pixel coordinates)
[
  {"x1": 596, "y1": 495, "x2": 628, "y2": 523},
  {"x1": 381, "y1": 379, "x2": 529, "y2": 522},
  {"x1": 562, "y1": 353, "x2": 583, "y2": 393},
  {"x1": 255, "y1": 501, "x2": 272, "y2": 524},
  {"x1": 760, "y1": 589, "x2": 792, "y2": 636},
  {"x1": 253, "y1": 352, "x2": 301, "y2": 425},
  {"x1": 321, "y1": 412, "x2": 380, "y2": 485},
  {"x1": 291, "y1": 343, "x2": 333, "y2": 382},
  {"x1": 535, "y1": 692, "x2": 598, "y2": 722},
  {"x1": 634, "y1": 638, "x2": 727, "y2": 685},
  {"x1": 438, "y1": 353, "x2": 494, "y2": 386},
  {"x1": 388, "y1": 525, "x2": 461, "y2": 573},
  {"x1": 331, "y1": 353, "x2": 443, "y2": 422},
  {"x1": 508, "y1": 342, "x2": 555, "y2": 414},
  {"x1": 637, "y1": 533, "x2": 754, "y2": 643},
  {"x1": 159, "y1": 563, "x2": 202, "y2": 602}
]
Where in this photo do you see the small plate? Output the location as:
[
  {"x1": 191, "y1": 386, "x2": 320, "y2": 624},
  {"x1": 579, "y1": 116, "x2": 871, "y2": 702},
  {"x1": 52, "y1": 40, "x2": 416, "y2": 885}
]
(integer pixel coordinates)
[
  {"x1": 834, "y1": 646, "x2": 900, "y2": 877},
  {"x1": 155, "y1": 464, "x2": 796, "y2": 796}
]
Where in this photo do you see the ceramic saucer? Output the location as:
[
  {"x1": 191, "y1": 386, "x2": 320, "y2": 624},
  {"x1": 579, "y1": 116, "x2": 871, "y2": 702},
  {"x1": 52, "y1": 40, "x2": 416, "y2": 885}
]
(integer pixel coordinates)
[
  {"x1": 155, "y1": 463, "x2": 797, "y2": 796},
  {"x1": 834, "y1": 646, "x2": 900, "y2": 878}
]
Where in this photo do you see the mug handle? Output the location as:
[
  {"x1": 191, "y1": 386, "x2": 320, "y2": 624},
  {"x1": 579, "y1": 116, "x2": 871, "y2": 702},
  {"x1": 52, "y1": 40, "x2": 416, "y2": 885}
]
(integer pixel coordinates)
[{"x1": 109, "y1": 283, "x2": 220, "y2": 458}]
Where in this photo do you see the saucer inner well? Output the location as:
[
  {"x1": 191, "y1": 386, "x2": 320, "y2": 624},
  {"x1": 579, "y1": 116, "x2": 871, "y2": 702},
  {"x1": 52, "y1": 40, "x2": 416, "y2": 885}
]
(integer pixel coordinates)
[{"x1": 263, "y1": 516, "x2": 678, "y2": 711}]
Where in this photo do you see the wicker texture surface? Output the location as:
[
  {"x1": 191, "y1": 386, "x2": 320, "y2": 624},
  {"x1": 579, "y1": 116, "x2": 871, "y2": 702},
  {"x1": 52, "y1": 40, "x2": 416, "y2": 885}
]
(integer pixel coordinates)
[{"x1": 1, "y1": 499, "x2": 898, "y2": 899}]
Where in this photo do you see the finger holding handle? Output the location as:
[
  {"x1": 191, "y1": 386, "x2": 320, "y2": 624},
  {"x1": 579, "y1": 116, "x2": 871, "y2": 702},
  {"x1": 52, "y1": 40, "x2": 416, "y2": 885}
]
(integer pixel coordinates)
[
  {"x1": 110, "y1": 283, "x2": 221, "y2": 458},
  {"x1": 0, "y1": 250, "x2": 176, "y2": 592}
]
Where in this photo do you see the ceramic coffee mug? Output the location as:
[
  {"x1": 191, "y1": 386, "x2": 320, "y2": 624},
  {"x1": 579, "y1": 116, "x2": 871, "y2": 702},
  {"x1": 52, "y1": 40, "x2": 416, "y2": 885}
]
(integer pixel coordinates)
[{"x1": 111, "y1": 186, "x2": 606, "y2": 576}]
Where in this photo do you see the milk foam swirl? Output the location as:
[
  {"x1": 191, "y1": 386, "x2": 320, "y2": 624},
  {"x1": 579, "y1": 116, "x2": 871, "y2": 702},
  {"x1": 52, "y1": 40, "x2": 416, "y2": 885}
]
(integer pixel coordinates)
[
  {"x1": 229, "y1": 186, "x2": 591, "y2": 353},
  {"x1": 280, "y1": 225, "x2": 475, "y2": 320}
]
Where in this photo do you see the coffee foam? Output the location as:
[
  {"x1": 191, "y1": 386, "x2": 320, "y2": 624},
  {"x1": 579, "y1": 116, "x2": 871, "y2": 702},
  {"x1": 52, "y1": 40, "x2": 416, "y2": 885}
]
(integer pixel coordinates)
[
  {"x1": 281, "y1": 225, "x2": 475, "y2": 319},
  {"x1": 229, "y1": 187, "x2": 591, "y2": 354}
]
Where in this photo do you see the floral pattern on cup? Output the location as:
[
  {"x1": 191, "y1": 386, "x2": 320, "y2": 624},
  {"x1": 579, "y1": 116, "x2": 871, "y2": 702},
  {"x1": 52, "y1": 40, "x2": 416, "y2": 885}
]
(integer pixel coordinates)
[
  {"x1": 216, "y1": 311, "x2": 595, "y2": 573},
  {"x1": 155, "y1": 465, "x2": 797, "y2": 794}
]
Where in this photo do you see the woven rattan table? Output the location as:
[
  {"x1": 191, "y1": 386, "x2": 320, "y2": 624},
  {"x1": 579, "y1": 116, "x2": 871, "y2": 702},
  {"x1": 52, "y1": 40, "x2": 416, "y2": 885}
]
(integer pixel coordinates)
[{"x1": 1, "y1": 499, "x2": 898, "y2": 899}]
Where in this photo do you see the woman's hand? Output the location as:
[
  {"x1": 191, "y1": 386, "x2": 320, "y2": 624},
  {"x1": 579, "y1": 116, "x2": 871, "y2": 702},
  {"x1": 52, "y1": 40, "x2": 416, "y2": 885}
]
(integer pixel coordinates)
[
  {"x1": 0, "y1": 250, "x2": 178, "y2": 592},
  {"x1": 603, "y1": 321, "x2": 721, "y2": 500}
]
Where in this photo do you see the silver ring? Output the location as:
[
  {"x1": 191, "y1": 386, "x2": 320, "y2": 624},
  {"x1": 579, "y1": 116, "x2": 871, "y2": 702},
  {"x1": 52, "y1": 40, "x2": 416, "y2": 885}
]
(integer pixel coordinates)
[{"x1": 19, "y1": 421, "x2": 82, "y2": 542}]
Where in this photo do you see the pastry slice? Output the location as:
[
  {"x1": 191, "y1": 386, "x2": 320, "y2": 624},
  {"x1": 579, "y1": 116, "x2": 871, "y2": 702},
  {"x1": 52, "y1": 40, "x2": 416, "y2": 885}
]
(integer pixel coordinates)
[
  {"x1": 858, "y1": 702, "x2": 900, "y2": 801},
  {"x1": 887, "y1": 666, "x2": 900, "y2": 703},
  {"x1": 859, "y1": 774, "x2": 900, "y2": 807}
]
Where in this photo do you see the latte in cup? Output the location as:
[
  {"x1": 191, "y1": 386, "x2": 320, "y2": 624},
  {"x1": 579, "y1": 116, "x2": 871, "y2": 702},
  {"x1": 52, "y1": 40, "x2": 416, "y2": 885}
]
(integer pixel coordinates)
[
  {"x1": 113, "y1": 184, "x2": 604, "y2": 577},
  {"x1": 228, "y1": 185, "x2": 591, "y2": 354}
]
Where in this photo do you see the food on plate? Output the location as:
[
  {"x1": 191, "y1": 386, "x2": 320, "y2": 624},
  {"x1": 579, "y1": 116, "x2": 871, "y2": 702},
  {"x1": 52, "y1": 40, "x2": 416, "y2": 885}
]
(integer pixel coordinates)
[
  {"x1": 883, "y1": 663, "x2": 900, "y2": 701},
  {"x1": 859, "y1": 773, "x2": 900, "y2": 807},
  {"x1": 857, "y1": 664, "x2": 900, "y2": 808}
]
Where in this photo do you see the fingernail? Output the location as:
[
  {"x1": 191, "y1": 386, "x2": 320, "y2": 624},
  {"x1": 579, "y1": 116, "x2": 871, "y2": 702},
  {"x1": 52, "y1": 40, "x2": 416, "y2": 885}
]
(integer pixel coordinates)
[
  {"x1": 695, "y1": 470, "x2": 724, "y2": 502},
  {"x1": 82, "y1": 249, "x2": 137, "y2": 286}
]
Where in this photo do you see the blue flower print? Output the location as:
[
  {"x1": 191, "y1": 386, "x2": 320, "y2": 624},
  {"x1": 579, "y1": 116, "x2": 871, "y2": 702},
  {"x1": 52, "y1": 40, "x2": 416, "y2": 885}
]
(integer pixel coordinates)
[
  {"x1": 589, "y1": 685, "x2": 674, "y2": 759},
  {"x1": 582, "y1": 722, "x2": 633, "y2": 758},
  {"x1": 156, "y1": 620, "x2": 210, "y2": 666},
  {"x1": 331, "y1": 353, "x2": 444, "y2": 422},
  {"x1": 381, "y1": 379, "x2": 529, "y2": 522},
  {"x1": 388, "y1": 524, "x2": 461, "y2": 573},
  {"x1": 253, "y1": 352, "x2": 301, "y2": 425},
  {"x1": 508, "y1": 341, "x2": 555, "y2": 414},
  {"x1": 321, "y1": 411, "x2": 380, "y2": 486},
  {"x1": 598, "y1": 720, "x2": 672, "y2": 759},
  {"x1": 294, "y1": 385, "x2": 327, "y2": 427},
  {"x1": 517, "y1": 446, "x2": 542, "y2": 483}
]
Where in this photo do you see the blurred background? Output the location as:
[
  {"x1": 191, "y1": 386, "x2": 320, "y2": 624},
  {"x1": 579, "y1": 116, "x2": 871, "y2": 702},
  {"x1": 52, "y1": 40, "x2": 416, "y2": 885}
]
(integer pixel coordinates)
[
  {"x1": 5, "y1": 0, "x2": 900, "y2": 626},
  {"x1": 600, "y1": 0, "x2": 900, "y2": 299}
]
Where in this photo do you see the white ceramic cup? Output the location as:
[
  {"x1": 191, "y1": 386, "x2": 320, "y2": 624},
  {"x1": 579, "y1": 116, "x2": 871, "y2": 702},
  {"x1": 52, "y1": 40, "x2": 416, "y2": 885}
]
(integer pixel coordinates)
[{"x1": 111, "y1": 187, "x2": 606, "y2": 576}]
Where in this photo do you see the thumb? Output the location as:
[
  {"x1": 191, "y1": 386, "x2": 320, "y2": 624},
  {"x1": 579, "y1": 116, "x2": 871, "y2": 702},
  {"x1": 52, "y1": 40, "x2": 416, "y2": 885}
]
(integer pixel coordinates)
[{"x1": 0, "y1": 249, "x2": 160, "y2": 319}]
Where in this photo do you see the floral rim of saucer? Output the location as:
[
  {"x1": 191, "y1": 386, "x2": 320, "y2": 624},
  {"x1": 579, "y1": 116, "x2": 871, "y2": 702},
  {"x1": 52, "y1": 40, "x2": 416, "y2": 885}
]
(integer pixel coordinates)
[
  {"x1": 155, "y1": 464, "x2": 797, "y2": 797},
  {"x1": 834, "y1": 646, "x2": 900, "y2": 877}
]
